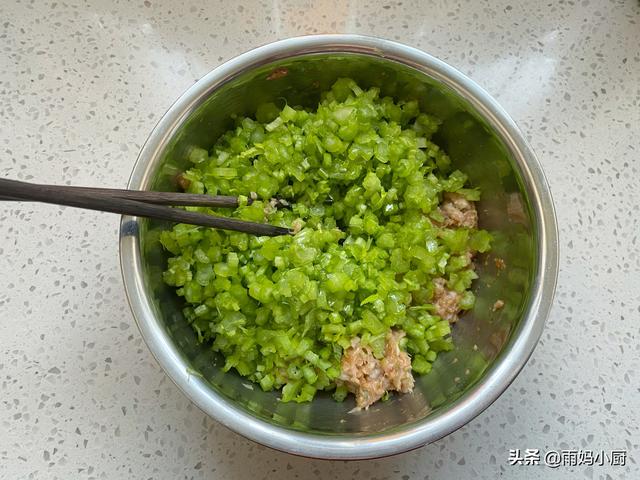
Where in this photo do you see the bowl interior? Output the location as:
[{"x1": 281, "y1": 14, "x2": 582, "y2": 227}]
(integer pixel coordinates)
[{"x1": 135, "y1": 52, "x2": 536, "y2": 436}]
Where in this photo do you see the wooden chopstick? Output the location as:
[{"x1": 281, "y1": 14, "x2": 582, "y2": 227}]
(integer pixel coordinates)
[
  {"x1": 0, "y1": 188, "x2": 291, "y2": 208},
  {"x1": 0, "y1": 186, "x2": 241, "y2": 207},
  {"x1": 0, "y1": 178, "x2": 292, "y2": 237}
]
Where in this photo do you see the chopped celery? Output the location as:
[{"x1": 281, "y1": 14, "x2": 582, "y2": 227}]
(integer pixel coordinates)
[{"x1": 160, "y1": 78, "x2": 491, "y2": 403}]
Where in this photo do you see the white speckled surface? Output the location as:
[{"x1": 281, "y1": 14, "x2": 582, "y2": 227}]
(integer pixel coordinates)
[{"x1": 1, "y1": 0, "x2": 639, "y2": 478}]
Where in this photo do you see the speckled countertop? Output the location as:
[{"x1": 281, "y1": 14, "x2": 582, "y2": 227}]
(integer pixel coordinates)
[{"x1": 1, "y1": 0, "x2": 639, "y2": 478}]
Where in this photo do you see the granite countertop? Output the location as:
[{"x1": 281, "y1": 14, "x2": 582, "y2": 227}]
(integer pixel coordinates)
[{"x1": 1, "y1": 0, "x2": 638, "y2": 478}]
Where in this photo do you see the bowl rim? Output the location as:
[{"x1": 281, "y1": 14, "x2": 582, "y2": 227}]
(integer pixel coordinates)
[{"x1": 119, "y1": 34, "x2": 559, "y2": 460}]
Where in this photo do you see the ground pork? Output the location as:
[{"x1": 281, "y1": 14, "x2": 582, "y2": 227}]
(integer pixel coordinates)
[
  {"x1": 263, "y1": 197, "x2": 279, "y2": 216},
  {"x1": 432, "y1": 277, "x2": 462, "y2": 323},
  {"x1": 291, "y1": 218, "x2": 304, "y2": 234},
  {"x1": 380, "y1": 330, "x2": 415, "y2": 393},
  {"x1": 439, "y1": 192, "x2": 478, "y2": 228},
  {"x1": 339, "y1": 331, "x2": 414, "y2": 410},
  {"x1": 176, "y1": 173, "x2": 191, "y2": 190}
]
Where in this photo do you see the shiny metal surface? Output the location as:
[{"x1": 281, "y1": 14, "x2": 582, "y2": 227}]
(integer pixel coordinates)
[{"x1": 119, "y1": 35, "x2": 558, "y2": 459}]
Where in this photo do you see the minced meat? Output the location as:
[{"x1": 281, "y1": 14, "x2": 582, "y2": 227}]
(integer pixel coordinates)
[
  {"x1": 432, "y1": 277, "x2": 462, "y2": 323},
  {"x1": 439, "y1": 192, "x2": 478, "y2": 228},
  {"x1": 381, "y1": 330, "x2": 414, "y2": 393},
  {"x1": 339, "y1": 331, "x2": 414, "y2": 410}
]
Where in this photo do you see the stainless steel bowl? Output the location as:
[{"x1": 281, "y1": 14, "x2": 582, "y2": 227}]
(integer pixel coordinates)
[{"x1": 119, "y1": 35, "x2": 558, "y2": 459}]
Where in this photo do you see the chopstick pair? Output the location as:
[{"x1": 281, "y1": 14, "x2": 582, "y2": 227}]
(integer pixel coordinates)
[{"x1": 0, "y1": 178, "x2": 292, "y2": 237}]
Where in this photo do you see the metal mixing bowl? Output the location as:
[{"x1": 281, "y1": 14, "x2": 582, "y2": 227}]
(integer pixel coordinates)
[{"x1": 119, "y1": 35, "x2": 558, "y2": 459}]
